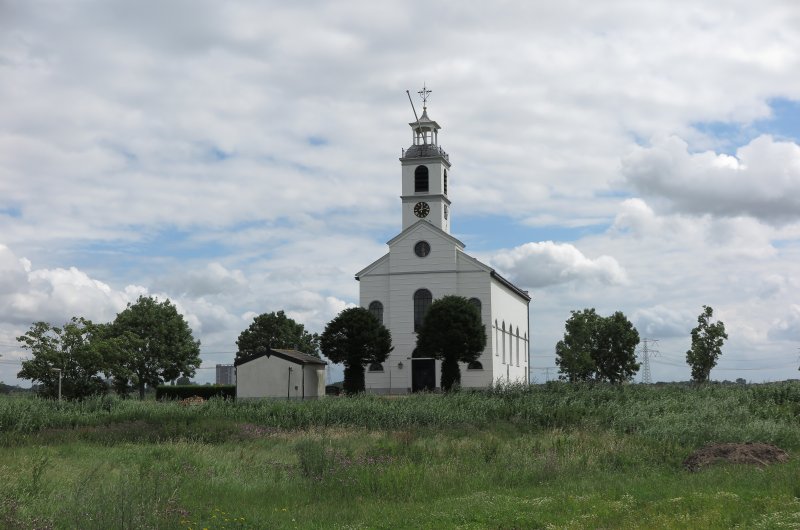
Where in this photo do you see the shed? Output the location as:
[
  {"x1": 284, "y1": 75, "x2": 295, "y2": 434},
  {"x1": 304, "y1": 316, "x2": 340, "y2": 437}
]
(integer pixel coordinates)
[{"x1": 234, "y1": 348, "x2": 327, "y2": 400}]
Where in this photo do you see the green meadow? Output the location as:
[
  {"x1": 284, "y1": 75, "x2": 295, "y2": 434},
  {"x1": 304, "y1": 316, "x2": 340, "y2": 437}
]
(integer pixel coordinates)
[{"x1": 1, "y1": 382, "x2": 799, "y2": 529}]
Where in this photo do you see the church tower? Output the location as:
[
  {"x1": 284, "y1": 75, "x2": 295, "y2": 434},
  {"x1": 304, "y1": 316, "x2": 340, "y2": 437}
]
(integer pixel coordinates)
[
  {"x1": 400, "y1": 86, "x2": 451, "y2": 233},
  {"x1": 356, "y1": 86, "x2": 531, "y2": 394}
]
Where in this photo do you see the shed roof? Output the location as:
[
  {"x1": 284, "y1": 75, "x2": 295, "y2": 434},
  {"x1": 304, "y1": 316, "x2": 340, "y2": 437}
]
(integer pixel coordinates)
[{"x1": 234, "y1": 348, "x2": 327, "y2": 367}]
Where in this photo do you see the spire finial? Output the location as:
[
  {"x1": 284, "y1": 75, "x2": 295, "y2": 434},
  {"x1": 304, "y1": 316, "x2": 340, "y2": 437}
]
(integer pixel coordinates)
[{"x1": 417, "y1": 83, "x2": 432, "y2": 110}]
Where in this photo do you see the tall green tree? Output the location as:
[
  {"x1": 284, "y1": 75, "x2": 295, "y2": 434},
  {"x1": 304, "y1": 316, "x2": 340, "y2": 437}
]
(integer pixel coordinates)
[
  {"x1": 594, "y1": 312, "x2": 641, "y2": 384},
  {"x1": 686, "y1": 305, "x2": 728, "y2": 383},
  {"x1": 110, "y1": 296, "x2": 201, "y2": 399},
  {"x1": 555, "y1": 309, "x2": 600, "y2": 382},
  {"x1": 236, "y1": 310, "x2": 320, "y2": 363},
  {"x1": 320, "y1": 307, "x2": 392, "y2": 394},
  {"x1": 17, "y1": 317, "x2": 109, "y2": 399},
  {"x1": 555, "y1": 308, "x2": 640, "y2": 384},
  {"x1": 416, "y1": 295, "x2": 487, "y2": 391}
]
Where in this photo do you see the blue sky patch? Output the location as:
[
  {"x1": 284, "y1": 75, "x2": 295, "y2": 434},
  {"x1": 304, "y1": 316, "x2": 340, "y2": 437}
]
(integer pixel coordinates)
[
  {"x1": 454, "y1": 214, "x2": 608, "y2": 250},
  {"x1": 77, "y1": 226, "x2": 231, "y2": 263},
  {"x1": 307, "y1": 136, "x2": 328, "y2": 147},
  {"x1": 692, "y1": 97, "x2": 800, "y2": 154},
  {"x1": 754, "y1": 98, "x2": 800, "y2": 141},
  {"x1": 0, "y1": 206, "x2": 22, "y2": 218},
  {"x1": 210, "y1": 147, "x2": 232, "y2": 161}
]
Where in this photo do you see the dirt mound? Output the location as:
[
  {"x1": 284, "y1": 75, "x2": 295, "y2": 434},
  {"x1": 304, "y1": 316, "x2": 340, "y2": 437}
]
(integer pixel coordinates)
[
  {"x1": 179, "y1": 395, "x2": 205, "y2": 406},
  {"x1": 683, "y1": 442, "x2": 789, "y2": 472}
]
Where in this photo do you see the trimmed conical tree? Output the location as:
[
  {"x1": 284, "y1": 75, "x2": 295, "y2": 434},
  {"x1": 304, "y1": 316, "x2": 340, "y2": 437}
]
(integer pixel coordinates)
[
  {"x1": 321, "y1": 307, "x2": 392, "y2": 394},
  {"x1": 416, "y1": 295, "x2": 486, "y2": 391}
]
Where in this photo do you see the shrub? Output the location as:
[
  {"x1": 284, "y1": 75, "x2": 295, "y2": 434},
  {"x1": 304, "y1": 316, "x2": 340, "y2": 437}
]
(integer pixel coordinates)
[{"x1": 155, "y1": 385, "x2": 235, "y2": 401}]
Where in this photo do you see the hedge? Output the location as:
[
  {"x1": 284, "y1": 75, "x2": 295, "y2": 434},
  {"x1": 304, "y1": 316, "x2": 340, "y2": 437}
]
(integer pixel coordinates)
[{"x1": 155, "y1": 385, "x2": 236, "y2": 401}]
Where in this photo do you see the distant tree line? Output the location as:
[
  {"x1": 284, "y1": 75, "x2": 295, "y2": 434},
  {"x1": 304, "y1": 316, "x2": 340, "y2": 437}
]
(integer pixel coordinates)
[
  {"x1": 20, "y1": 293, "x2": 728, "y2": 400},
  {"x1": 555, "y1": 305, "x2": 728, "y2": 385},
  {"x1": 17, "y1": 296, "x2": 201, "y2": 400}
]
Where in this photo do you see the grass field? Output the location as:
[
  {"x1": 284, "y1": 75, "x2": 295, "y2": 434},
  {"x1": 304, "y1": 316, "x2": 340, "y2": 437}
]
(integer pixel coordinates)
[{"x1": 1, "y1": 382, "x2": 799, "y2": 529}]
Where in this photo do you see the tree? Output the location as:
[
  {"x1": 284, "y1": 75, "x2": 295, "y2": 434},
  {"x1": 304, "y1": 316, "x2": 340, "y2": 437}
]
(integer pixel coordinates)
[
  {"x1": 555, "y1": 308, "x2": 600, "y2": 382},
  {"x1": 594, "y1": 312, "x2": 641, "y2": 384},
  {"x1": 109, "y1": 296, "x2": 201, "y2": 399},
  {"x1": 320, "y1": 307, "x2": 392, "y2": 394},
  {"x1": 416, "y1": 295, "x2": 487, "y2": 391},
  {"x1": 236, "y1": 310, "x2": 320, "y2": 363},
  {"x1": 555, "y1": 308, "x2": 640, "y2": 384},
  {"x1": 17, "y1": 318, "x2": 109, "y2": 399},
  {"x1": 686, "y1": 305, "x2": 728, "y2": 383}
]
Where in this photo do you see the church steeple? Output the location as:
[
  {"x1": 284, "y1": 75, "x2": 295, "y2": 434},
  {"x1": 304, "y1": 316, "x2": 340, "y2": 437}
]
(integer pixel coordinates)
[{"x1": 400, "y1": 85, "x2": 452, "y2": 233}]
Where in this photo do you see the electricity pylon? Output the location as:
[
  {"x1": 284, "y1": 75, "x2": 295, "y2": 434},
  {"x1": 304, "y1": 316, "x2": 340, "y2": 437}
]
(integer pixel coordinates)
[{"x1": 639, "y1": 338, "x2": 659, "y2": 384}]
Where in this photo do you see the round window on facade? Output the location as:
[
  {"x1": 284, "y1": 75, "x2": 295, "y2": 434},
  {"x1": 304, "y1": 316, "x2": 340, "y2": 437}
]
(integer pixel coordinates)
[{"x1": 414, "y1": 241, "x2": 431, "y2": 257}]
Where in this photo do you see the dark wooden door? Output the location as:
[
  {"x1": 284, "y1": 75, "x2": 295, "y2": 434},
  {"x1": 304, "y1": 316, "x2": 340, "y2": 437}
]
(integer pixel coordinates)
[{"x1": 412, "y1": 359, "x2": 435, "y2": 392}]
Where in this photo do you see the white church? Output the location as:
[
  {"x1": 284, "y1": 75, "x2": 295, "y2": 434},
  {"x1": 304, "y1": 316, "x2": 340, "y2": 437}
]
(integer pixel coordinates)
[{"x1": 356, "y1": 89, "x2": 531, "y2": 393}]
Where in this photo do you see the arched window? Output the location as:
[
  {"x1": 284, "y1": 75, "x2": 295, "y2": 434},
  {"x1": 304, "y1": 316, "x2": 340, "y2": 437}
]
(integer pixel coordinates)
[
  {"x1": 516, "y1": 327, "x2": 520, "y2": 366},
  {"x1": 524, "y1": 333, "x2": 528, "y2": 365},
  {"x1": 495, "y1": 320, "x2": 499, "y2": 356},
  {"x1": 467, "y1": 361, "x2": 483, "y2": 370},
  {"x1": 501, "y1": 321, "x2": 506, "y2": 364},
  {"x1": 512, "y1": 324, "x2": 516, "y2": 364},
  {"x1": 413, "y1": 289, "x2": 432, "y2": 332},
  {"x1": 468, "y1": 297, "x2": 481, "y2": 314},
  {"x1": 415, "y1": 165, "x2": 429, "y2": 193},
  {"x1": 443, "y1": 169, "x2": 448, "y2": 195},
  {"x1": 368, "y1": 362, "x2": 384, "y2": 372},
  {"x1": 368, "y1": 301, "x2": 383, "y2": 324}
]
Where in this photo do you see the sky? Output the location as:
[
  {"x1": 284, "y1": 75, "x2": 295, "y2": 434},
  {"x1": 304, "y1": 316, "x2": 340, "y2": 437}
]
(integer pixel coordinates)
[{"x1": 1, "y1": 0, "x2": 799, "y2": 386}]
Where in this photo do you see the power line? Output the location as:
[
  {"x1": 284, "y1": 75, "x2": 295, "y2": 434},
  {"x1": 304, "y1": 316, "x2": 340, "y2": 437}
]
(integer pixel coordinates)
[
  {"x1": 657, "y1": 352, "x2": 796, "y2": 363},
  {"x1": 651, "y1": 358, "x2": 798, "y2": 371}
]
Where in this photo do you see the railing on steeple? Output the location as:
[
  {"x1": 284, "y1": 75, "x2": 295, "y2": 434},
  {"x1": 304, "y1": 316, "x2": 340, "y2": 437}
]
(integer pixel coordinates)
[{"x1": 401, "y1": 145, "x2": 449, "y2": 162}]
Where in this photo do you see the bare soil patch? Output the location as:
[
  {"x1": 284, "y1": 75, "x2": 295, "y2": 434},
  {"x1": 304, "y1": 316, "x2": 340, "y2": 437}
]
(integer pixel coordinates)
[{"x1": 683, "y1": 442, "x2": 789, "y2": 472}]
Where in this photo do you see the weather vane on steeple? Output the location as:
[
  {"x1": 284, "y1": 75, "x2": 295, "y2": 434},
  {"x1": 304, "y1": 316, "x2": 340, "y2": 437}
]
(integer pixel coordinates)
[{"x1": 417, "y1": 83, "x2": 432, "y2": 109}]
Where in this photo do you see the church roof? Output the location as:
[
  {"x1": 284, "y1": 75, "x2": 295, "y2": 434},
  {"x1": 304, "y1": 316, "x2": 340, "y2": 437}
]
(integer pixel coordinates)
[
  {"x1": 456, "y1": 252, "x2": 532, "y2": 302},
  {"x1": 234, "y1": 348, "x2": 327, "y2": 367},
  {"x1": 354, "y1": 253, "x2": 389, "y2": 279},
  {"x1": 408, "y1": 108, "x2": 440, "y2": 129},
  {"x1": 491, "y1": 270, "x2": 532, "y2": 302},
  {"x1": 401, "y1": 143, "x2": 450, "y2": 161}
]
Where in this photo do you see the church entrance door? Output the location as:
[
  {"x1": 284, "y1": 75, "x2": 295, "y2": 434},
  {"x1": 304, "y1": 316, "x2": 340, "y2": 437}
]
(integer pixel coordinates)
[{"x1": 412, "y1": 359, "x2": 435, "y2": 392}]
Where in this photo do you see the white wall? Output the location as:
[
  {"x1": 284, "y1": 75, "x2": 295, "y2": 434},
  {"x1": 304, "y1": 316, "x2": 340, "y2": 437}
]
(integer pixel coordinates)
[
  {"x1": 236, "y1": 355, "x2": 325, "y2": 399},
  {"x1": 489, "y1": 279, "x2": 530, "y2": 384}
]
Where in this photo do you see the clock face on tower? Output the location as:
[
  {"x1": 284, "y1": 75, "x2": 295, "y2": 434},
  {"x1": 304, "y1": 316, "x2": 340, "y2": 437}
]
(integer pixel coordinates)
[{"x1": 413, "y1": 202, "x2": 430, "y2": 218}]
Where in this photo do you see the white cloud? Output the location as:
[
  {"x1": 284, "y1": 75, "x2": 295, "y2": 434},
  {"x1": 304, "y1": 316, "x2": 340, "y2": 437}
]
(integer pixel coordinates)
[
  {"x1": 756, "y1": 274, "x2": 790, "y2": 299},
  {"x1": 0, "y1": 244, "x2": 140, "y2": 326},
  {"x1": 622, "y1": 135, "x2": 800, "y2": 223},
  {"x1": 611, "y1": 198, "x2": 780, "y2": 259},
  {"x1": 633, "y1": 305, "x2": 694, "y2": 339},
  {"x1": 768, "y1": 305, "x2": 800, "y2": 341},
  {"x1": 491, "y1": 241, "x2": 627, "y2": 289},
  {"x1": 158, "y1": 262, "x2": 247, "y2": 298}
]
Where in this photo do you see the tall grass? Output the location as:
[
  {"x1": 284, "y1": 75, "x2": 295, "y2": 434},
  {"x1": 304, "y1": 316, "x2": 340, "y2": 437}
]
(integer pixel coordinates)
[
  {"x1": 1, "y1": 382, "x2": 799, "y2": 528},
  {"x1": 2, "y1": 381, "x2": 799, "y2": 448}
]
